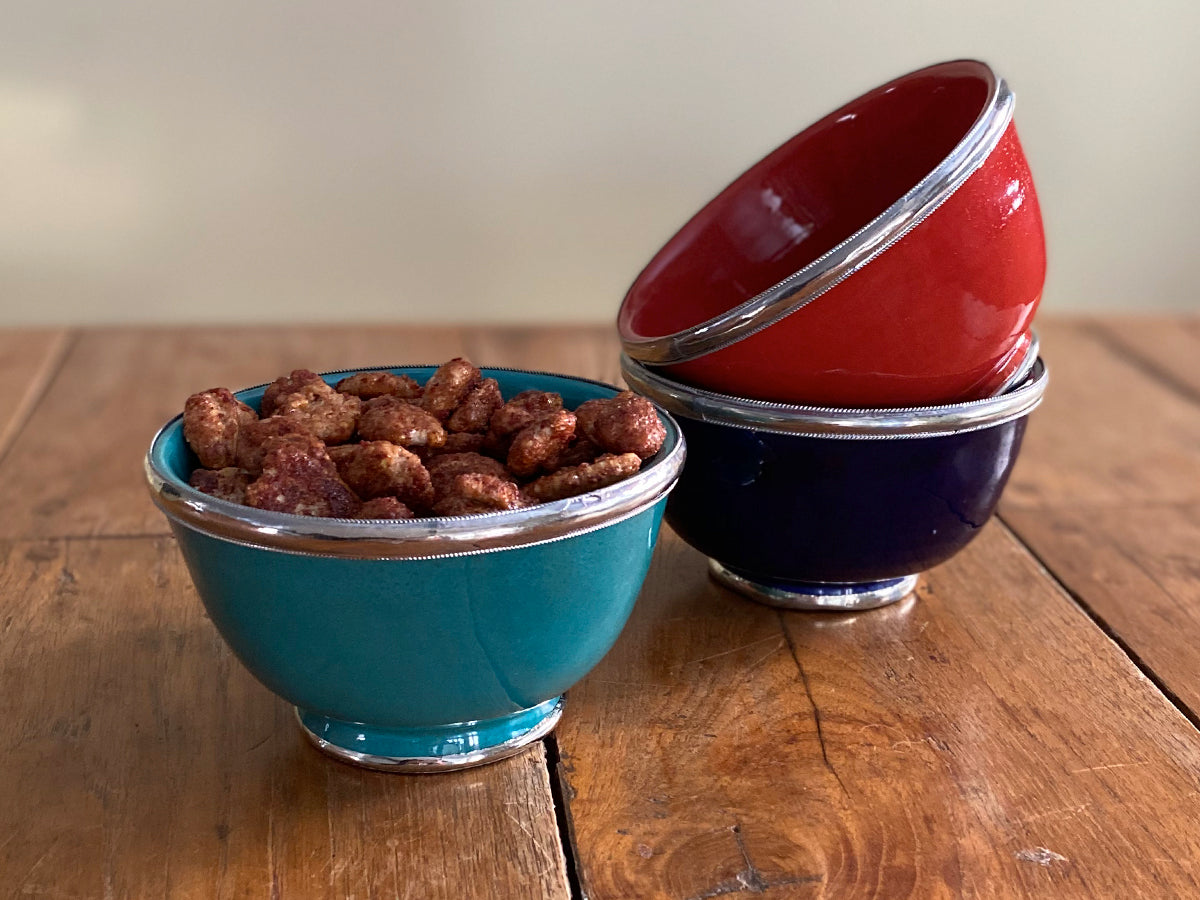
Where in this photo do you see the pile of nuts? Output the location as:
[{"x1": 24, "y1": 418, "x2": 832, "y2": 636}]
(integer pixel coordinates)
[{"x1": 182, "y1": 359, "x2": 666, "y2": 519}]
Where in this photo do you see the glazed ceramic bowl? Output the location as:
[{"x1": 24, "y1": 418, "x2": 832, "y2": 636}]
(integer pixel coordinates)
[
  {"x1": 618, "y1": 59, "x2": 1046, "y2": 407},
  {"x1": 621, "y1": 354, "x2": 1046, "y2": 610},
  {"x1": 145, "y1": 366, "x2": 684, "y2": 771}
]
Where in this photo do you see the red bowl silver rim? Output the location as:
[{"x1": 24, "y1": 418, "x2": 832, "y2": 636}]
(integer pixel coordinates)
[
  {"x1": 620, "y1": 353, "x2": 1047, "y2": 440},
  {"x1": 619, "y1": 59, "x2": 1014, "y2": 367}
]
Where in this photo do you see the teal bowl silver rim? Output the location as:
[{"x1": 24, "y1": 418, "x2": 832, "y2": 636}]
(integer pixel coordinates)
[{"x1": 146, "y1": 365, "x2": 686, "y2": 560}]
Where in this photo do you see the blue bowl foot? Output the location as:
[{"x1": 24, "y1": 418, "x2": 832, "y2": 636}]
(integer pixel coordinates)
[
  {"x1": 709, "y1": 560, "x2": 918, "y2": 611},
  {"x1": 296, "y1": 696, "x2": 564, "y2": 773}
]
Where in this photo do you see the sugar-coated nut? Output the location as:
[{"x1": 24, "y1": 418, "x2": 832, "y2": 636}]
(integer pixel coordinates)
[
  {"x1": 244, "y1": 433, "x2": 361, "y2": 517},
  {"x1": 355, "y1": 496, "x2": 415, "y2": 519},
  {"x1": 358, "y1": 396, "x2": 447, "y2": 450},
  {"x1": 235, "y1": 417, "x2": 309, "y2": 476},
  {"x1": 183, "y1": 388, "x2": 259, "y2": 469},
  {"x1": 546, "y1": 437, "x2": 601, "y2": 471},
  {"x1": 273, "y1": 381, "x2": 362, "y2": 445},
  {"x1": 489, "y1": 390, "x2": 563, "y2": 438},
  {"x1": 432, "y1": 473, "x2": 523, "y2": 516},
  {"x1": 429, "y1": 432, "x2": 487, "y2": 456},
  {"x1": 572, "y1": 399, "x2": 604, "y2": 442},
  {"x1": 431, "y1": 495, "x2": 499, "y2": 516},
  {"x1": 447, "y1": 378, "x2": 503, "y2": 434},
  {"x1": 575, "y1": 391, "x2": 665, "y2": 459},
  {"x1": 507, "y1": 409, "x2": 577, "y2": 477},
  {"x1": 189, "y1": 466, "x2": 252, "y2": 504},
  {"x1": 183, "y1": 364, "x2": 656, "y2": 520},
  {"x1": 261, "y1": 369, "x2": 324, "y2": 417},
  {"x1": 421, "y1": 358, "x2": 481, "y2": 422},
  {"x1": 329, "y1": 440, "x2": 435, "y2": 511},
  {"x1": 432, "y1": 474, "x2": 523, "y2": 516},
  {"x1": 427, "y1": 452, "x2": 512, "y2": 501},
  {"x1": 336, "y1": 371, "x2": 422, "y2": 401},
  {"x1": 523, "y1": 453, "x2": 642, "y2": 502}
]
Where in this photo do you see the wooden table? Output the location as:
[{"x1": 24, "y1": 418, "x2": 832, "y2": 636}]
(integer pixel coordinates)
[{"x1": 2, "y1": 318, "x2": 1199, "y2": 898}]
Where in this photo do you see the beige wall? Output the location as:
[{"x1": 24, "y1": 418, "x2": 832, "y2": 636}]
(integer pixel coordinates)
[{"x1": 1, "y1": 1, "x2": 1196, "y2": 325}]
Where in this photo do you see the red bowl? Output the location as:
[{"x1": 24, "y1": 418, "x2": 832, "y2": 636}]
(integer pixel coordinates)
[{"x1": 617, "y1": 60, "x2": 1046, "y2": 407}]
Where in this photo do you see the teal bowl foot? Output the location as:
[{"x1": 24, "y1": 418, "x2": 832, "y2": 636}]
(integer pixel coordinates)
[{"x1": 296, "y1": 696, "x2": 564, "y2": 773}]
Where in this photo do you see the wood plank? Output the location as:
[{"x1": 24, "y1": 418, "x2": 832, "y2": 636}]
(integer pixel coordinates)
[
  {"x1": 0, "y1": 325, "x2": 472, "y2": 540},
  {"x1": 0, "y1": 324, "x2": 623, "y2": 541},
  {"x1": 556, "y1": 524, "x2": 1200, "y2": 898},
  {"x1": 998, "y1": 317, "x2": 1200, "y2": 721},
  {"x1": 1004, "y1": 503, "x2": 1200, "y2": 717},
  {"x1": 1002, "y1": 319, "x2": 1200, "y2": 510},
  {"x1": 1089, "y1": 315, "x2": 1200, "y2": 400},
  {"x1": 0, "y1": 328, "x2": 72, "y2": 458},
  {"x1": 464, "y1": 324, "x2": 624, "y2": 386},
  {"x1": 0, "y1": 537, "x2": 570, "y2": 899}
]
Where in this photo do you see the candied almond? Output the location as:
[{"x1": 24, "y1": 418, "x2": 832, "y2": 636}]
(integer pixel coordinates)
[
  {"x1": 189, "y1": 467, "x2": 252, "y2": 505},
  {"x1": 427, "y1": 452, "x2": 512, "y2": 501},
  {"x1": 576, "y1": 391, "x2": 665, "y2": 459},
  {"x1": 421, "y1": 358, "x2": 481, "y2": 422},
  {"x1": 429, "y1": 431, "x2": 487, "y2": 456},
  {"x1": 507, "y1": 409, "x2": 576, "y2": 477},
  {"x1": 336, "y1": 371, "x2": 422, "y2": 401},
  {"x1": 183, "y1": 388, "x2": 258, "y2": 470},
  {"x1": 356, "y1": 496, "x2": 415, "y2": 519},
  {"x1": 261, "y1": 369, "x2": 324, "y2": 417},
  {"x1": 358, "y1": 396, "x2": 447, "y2": 450},
  {"x1": 523, "y1": 452, "x2": 642, "y2": 503},
  {"x1": 274, "y1": 382, "x2": 362, "y2": 445},
  {"x1": 235, "y1": 417, "x2": 309, "y2": 476},
  {"x1": 489, "y1": 390, "x2": 563, "y2": 438},
  {"x1": 432, "y1": 473, "x2": 523, "y2": 515},
  {"x1": 447, "y1": 378, "x2": 503, "y2": 434},
  {"x1": 329, "y1": 440, "x2": 435, "y2": 511},
  {"x1": 244, "y1": 433, "x2": 361, "y2": 518}
]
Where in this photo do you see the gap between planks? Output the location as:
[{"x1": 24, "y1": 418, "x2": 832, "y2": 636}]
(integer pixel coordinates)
[
  {"x1": 1079, "y1": 319, "x2": 1200, "y2": 409},
  {"x1": 0, "y1": 330, "x2": 76, "y2": 466},
  {"x1": 998, "y1": 318, "x2": 1200, "y2": 736},
  {"x1": 996, "y1": 514, "x2": 1200, "y2": 737}
]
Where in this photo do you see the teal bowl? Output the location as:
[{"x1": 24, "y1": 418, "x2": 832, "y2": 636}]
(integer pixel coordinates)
[{"x1": 145, "y1": 366, "x2": 685, "y2": 772}]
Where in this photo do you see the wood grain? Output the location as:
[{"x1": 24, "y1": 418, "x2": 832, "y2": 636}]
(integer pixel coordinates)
[
  {"x1": 1089, "y1": 315, "x2": 1200, "y2": 400},
  {"x1": 5, "y1": 321, "x2": 1200, "y2": 898},
  {"x1": 464, "y1": 324, "x2": 623, "y2": 386},
  {"x1": 0, "y1": 537, "x2": 569, "y2": 899},
  {"x1": 0, "y1": 328, "x2": 71, "y2": 459},
  {"x1": 1002, "y1": 319, "x2": 1200, "y2": 510},
  {"x1": 0, "y1": 325, "x2": 626, "y2": 541},
  {"x1": 0, "y1": 326, "x2": 472, "y2": 540},
  {"x1": 1003, "y1": 504, "x2": 1200, "y2": 714},
  {"x1": 556, "y1": 525, "x2": 1200, "y2": 898},
  {"x1": 998, "y1": 316, "x2": 1200, "y2": 725}
]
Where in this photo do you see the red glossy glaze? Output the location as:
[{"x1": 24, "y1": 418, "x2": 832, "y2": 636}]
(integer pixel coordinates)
[{"x1": 619, "y1": 61, "x2": 1046, "y2": 407}]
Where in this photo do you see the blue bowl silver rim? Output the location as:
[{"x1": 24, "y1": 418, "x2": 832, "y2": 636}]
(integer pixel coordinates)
[
  {"x1": 620, "y1": 353, "x2": 1047, "y2": 440},
  {"x1": 619, "y1": 59, "x2": 1014, "y2": 365},
  {"x1": 145, "y1": 365, "x2": 686, "y2": 560}
]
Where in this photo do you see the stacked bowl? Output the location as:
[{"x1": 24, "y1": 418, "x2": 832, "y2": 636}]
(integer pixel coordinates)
[{"x1": 617, "y1": 59, "x2": 1048, "y2": 610}]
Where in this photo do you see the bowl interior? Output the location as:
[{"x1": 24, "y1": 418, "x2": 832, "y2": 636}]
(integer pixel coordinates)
[
  {"x1": 153, "y1": 366, "x2": 680, "y2": 510},
  {"x1": 620, "y1": 60, "x2": 992, "y2": 341}
]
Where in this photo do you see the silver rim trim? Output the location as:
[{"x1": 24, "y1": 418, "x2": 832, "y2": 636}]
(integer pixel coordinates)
[
  {"x1": 620, "y1": 354, "x2": 1047, "y2": 440},
  {"x1": 992, "y1": 330, "x2": 1040, "y2": 397},
  {"x1": 295, "y1": 697, "x2": 564, "y2": 773},
  {"x1": 621, "y1": 60, "x2": 1013, "y2": 365},
  {"x1": 710, "y1": 561, "x2": 918, "y2": 611}
]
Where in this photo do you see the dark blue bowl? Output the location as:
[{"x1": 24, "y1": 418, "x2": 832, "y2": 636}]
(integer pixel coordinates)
[
  {"x1": 621, "y1": 356, "x2": 1046, "y2": 610},
  {"x1": 146, "y1": 366, "x2": 685, "y2": 771}
]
